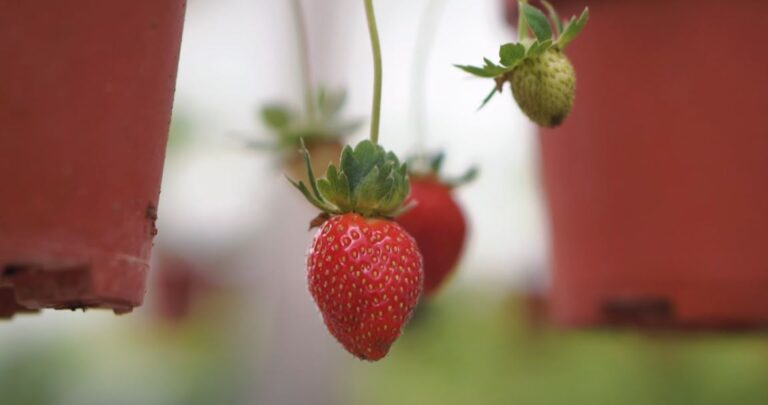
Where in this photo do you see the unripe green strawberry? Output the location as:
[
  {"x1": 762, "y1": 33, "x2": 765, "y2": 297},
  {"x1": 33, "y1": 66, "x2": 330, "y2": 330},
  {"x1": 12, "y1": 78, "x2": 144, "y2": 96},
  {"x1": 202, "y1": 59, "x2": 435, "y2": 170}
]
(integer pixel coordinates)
[
  {"x1": 455, "y1": 3, "x2": 588, "y2": 128},
  {"x1": 509, "y1": 48, "x2": 575, "y2": 127}
]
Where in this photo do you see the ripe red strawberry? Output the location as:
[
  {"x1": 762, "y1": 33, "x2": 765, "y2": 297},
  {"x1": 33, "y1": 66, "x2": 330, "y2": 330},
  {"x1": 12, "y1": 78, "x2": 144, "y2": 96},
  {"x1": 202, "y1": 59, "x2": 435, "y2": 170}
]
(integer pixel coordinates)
[
  {"x1": 397, "y1": 176, "x2": 466, "y2": 296},
  {"x1": 396, "y1": 154, "x2": 475, "y2": 296},
  {"x1": 308, "y1": 213, "x2": 422, "y2": 360},
  {"x1": 290, "y1": 140, "x2": 424, "y2": 361}
]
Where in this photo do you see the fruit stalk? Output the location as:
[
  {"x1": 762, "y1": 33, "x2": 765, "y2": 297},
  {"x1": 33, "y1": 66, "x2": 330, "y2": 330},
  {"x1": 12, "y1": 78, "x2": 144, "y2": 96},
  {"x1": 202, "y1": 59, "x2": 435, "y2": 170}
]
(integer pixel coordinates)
[
  {"x1": 364, "y1": 0, "x2": 383, "y2": 145},
  {"x1": 290, "y1": 0, "x2": 317, "y2": 122},
  {"x1": 409, "y1": 0, "x2": 444, "y2": 162}
]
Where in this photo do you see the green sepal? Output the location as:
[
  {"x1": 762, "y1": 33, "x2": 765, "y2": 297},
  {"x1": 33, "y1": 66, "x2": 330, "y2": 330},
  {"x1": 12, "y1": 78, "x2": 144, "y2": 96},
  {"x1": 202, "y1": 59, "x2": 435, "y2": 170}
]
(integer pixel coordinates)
[
  {"x1": 541, "y1": 1, "x2": 563, "y2": 36},
  {"x1": 527, "y1": 39, "x2": 553, "y2": 57},
  {"x1": 454, "y1": 64, "x2": 498, "y2": 78},
  {"x1": 499, "y1": 43, "x2": 526, "y2": 67},
  {"x1": 478, "y1": 85, "x2": 498, "y2": 110},
  {"x1": 556, "y1": 7, "x2": 589, "y2": 50},
  {"x1": 430, "y1": 152, "x2": 445, "y2": 173},
  {"x1": 287, "y1": 139, "x2": 340, "y2": 214},
  {"x1": 451, "y1": 166, "x2": 479, "y2": 187},
  {"x1": 289, "y1": 139, "x2": 410, "y2": 218},
  {"x1": 521, "y1": 3, "x2": 552, "y2": 42},
  {"x1": 406, "y1": 152, "x2": 479, "y2": 189}
]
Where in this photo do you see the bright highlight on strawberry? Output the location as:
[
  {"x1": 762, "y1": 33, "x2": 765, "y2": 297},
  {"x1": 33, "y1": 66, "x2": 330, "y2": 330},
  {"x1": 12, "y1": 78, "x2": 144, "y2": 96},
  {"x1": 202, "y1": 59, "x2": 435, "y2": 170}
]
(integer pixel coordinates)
[{"x1": 455, "y1": 1, "x2": 589, "y2": 127}]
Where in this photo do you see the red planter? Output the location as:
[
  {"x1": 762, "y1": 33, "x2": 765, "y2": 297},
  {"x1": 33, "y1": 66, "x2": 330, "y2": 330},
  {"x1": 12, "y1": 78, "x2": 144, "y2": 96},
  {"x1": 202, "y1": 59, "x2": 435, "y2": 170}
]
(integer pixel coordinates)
[
  {"x1": 0, "y1": 1, "x2": 185, "y2": 316},
  {"x1": 507, "y1": 0, "x2": 768, "y2": 328}
]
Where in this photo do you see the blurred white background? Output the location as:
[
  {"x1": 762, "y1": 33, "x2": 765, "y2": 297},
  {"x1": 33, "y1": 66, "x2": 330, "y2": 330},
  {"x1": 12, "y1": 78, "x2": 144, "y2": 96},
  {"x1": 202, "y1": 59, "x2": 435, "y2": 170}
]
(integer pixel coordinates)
[{"x1": 163, "y1": 0, "x2": 548, "y2": 284}]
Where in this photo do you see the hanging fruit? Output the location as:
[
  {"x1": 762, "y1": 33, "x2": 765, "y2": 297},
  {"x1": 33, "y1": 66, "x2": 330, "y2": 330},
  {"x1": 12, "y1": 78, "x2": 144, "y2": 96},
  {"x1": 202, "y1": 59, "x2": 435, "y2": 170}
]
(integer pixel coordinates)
[
  {"x1": 288, "y1": 0, "x2": 424, "y2": 361},
  {"x1": 456, "y1": 0, "x2": 589, "y2": 127}
]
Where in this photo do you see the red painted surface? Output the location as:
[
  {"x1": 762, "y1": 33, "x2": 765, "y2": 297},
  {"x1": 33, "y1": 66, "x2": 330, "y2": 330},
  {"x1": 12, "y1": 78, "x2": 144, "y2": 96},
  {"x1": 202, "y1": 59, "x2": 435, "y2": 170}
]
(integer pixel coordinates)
[
  {"x1": 507, "y1": 0, "x2": 768, "y2": 328},
  {"x1": 0, "y1": 1, "x2": 186, "y2": 316}
]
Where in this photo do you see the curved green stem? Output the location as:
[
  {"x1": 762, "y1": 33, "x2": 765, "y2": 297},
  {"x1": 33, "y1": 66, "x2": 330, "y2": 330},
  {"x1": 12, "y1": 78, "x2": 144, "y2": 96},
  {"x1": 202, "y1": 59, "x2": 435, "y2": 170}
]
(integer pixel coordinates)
[
  {"x1": 291, "y1": 0, "x2": 316, "y2": 122},
  {"x1": 364, "y1": 0, "x2": 382, "y2": 145},
  {"x1": 517, "y1": 0, "x2": 529, "y2": 41}
]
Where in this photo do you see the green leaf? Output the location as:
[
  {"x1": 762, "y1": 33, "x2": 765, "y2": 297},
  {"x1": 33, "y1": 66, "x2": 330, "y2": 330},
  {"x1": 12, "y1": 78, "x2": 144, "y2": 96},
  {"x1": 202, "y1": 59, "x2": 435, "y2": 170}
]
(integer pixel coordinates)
[
  {"x1": 521, "y1": 3, "x2": 552, "y2": 42},
  {"x1": 430, "y1": 152, "x2": 445, "y2": 173},
  {"x1": 483, "y1": 58, "x2": 510, "y2": 77},
  {"x1": 454, "y1": 64, "x2": 498, "y2": 78},
  {"x1": 317, "y1": 88, "x2": 347, "y2": 117},
  {"x1": 556, "y1": 7, "x2": 589, "y2": 49},
  {"x1": 449, "y1": 166, "x2": 479, "y2": 187},
  {"x1": 541, "y1": 1, "x2": 563, "y2": 36},
  {"x1": 261, "y1": 105, "x2": 293, "y2": 129},
  {"x1": 499, "y1": 43, "x2": 525, "y2": 67}
]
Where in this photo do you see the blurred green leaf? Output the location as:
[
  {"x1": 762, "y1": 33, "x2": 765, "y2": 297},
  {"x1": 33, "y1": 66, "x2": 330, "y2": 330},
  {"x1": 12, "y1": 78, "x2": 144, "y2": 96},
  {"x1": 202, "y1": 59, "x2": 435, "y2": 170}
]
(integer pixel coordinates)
[
  {"x1": 478, "y1": 86, "x2": 498, "y2": 110},
  {"x1": 260, "y1": 105, "x2": 294, "y2": 129},
  {"x1": 556, "y1": 7, "x2": 589, "y2": 49},
  {"x1": 454, "y1": 64, "x2": 499, "y2": 78},
  {"x1": 527, "y1": 39, "x2": 553, "y2": 57},
  {"x1": 541, "y1": 0, "x2": 563, "y2": 36},
  {"x1": 521, "y1": 3, "x2": 552, "y2": 42},
  {"x1": 317, "y1": 87, "x2": 347, "y2": 118},
  {"x1": 499, "y1": 43, "x2": 525, "y2": 67}
]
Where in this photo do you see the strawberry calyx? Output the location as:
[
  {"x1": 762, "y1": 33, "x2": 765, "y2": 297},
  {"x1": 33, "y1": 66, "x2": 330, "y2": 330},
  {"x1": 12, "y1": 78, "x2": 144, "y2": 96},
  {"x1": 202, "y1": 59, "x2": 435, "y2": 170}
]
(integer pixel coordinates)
[
  {"x1": 407, "y1": 152, "x2": 478, "y2": 189},
  {"x1": 454, "y1": 1, "x2": 588, "y2": 109},
  {"x1": 289, "y1": 139, "x2": 411, "y2": 219},
  {"x1": 252, "y1": 87, "x2": 362, "y2": 153}
]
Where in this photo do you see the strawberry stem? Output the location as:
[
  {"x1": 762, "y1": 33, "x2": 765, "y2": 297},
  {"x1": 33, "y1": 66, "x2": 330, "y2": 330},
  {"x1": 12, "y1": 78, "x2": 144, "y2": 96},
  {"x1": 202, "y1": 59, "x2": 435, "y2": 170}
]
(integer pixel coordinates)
[
  {"x1": 409, "y1": 0, "x2": 444, "y2": 163},
  {"x1": 364, "y1": 0, "x2": 382, "y2": 145},
  {"x1": 517, "y1": 0, "x2": 529, "y2": 41},
  {"x1": 290, "y1": 0, "x2": 316, "y2": 123}
]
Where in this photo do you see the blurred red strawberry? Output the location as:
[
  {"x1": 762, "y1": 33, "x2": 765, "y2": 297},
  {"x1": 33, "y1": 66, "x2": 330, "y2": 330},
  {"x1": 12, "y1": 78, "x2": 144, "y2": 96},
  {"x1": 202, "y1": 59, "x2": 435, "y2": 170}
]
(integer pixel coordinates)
[{"x1": 397, "y1": 153, "x2": 476, "y2": 297}]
